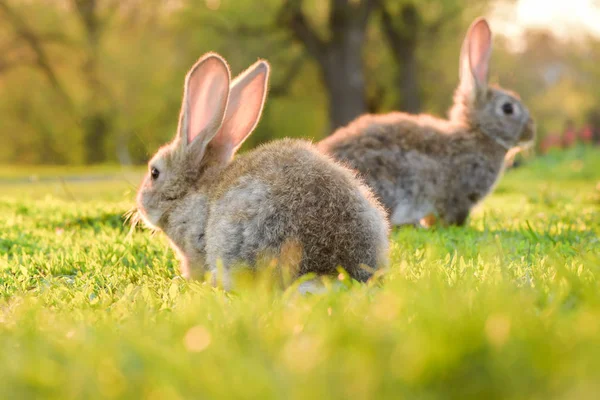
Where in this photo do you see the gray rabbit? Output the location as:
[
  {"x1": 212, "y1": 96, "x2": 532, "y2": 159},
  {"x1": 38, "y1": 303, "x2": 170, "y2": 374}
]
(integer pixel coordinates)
[
  {"x1": 136, "y1": 53, "x2": 389, "y2": 287},
  {"x1": 319, "y1": 18, "x2": 536, "y2": 227}
]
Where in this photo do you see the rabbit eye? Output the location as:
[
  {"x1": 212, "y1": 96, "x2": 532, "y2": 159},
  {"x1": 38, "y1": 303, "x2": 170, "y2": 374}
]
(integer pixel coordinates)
[
  {"x1": 502, "y1": 102, "x2": 514, "y2": 115},
  {"x1": 150, "y1": 167, "x2": 160, "y2": 180}
]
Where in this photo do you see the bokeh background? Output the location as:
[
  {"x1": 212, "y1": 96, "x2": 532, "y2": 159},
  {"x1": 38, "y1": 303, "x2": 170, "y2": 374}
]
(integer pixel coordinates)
[{"x1": 1, "y1": 0, "x2": 599, "y2": 165}]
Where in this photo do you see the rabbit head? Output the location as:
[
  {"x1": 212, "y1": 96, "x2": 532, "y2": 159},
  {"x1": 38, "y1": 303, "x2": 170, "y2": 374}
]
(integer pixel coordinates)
[
  {"x1": 136, "y1": 53, "x2": 270, "y2": 230},
  {"x1": 450, "y1": 18, "x2": 536, "y2": 150}
]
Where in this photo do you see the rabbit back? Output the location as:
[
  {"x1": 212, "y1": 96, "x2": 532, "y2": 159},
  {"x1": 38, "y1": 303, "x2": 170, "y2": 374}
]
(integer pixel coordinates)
[
  {"x1": 205, "y1": 138, "x2": 389, "y2": 281},
  {"x1": 319, "y1": 113, "x2": 507, "y2": 225}
]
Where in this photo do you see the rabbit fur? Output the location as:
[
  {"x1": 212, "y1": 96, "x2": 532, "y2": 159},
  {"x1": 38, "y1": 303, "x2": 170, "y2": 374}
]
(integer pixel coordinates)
[
  {"x1": 318, "y1": 18, "x2": 536, "y2": 227},
  {"x1": 136, "y1": 53, "x2": 389, "y2": 286}
]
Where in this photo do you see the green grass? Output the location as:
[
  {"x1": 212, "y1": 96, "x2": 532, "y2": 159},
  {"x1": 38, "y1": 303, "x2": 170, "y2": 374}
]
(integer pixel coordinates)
[{"x1": 1, "y1": 147, "x2": 600, "y2": 399}]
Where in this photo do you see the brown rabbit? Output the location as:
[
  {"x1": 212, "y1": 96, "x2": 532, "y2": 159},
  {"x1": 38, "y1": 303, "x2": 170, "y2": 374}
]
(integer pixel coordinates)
[
  {"x1": 136, "y1": 53, "x2": 389, "y2": 288},
  {"x1": 318, "y1": 17, "x2": 536, "y2": 227}
]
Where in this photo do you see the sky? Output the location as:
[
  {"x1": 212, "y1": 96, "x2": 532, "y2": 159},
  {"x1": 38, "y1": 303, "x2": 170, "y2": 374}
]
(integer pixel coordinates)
[{"x1": 490, "y1": 0, "x2": 600, "y2": 40}]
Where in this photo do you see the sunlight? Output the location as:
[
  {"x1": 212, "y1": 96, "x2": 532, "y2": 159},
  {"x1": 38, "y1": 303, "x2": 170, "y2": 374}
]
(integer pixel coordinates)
[{"x1": 491, "y1": 0, "x2": 600, "y2": 40}]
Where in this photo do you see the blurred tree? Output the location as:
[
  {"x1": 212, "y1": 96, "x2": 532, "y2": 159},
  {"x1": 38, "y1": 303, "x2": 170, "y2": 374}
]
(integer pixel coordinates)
[
  {"x1": 0, "y1": 0, "x2": 598, "y2": 164},
  {"x1": 0, "y1": 0, "x2": 119, "y2": 163},
  {"x1": 0, "y1": 0, "x2": 81, "y2": 163},
  {"x1": 0, "y1": 2, "x2": 72, "y2": 105},
  {"x1": 278, "y1": 0, "x2": 377, "y2": 131},
  {"x1": 380, "y1": 1, "x2": 421, "y2": 113},
  {"x1": 0, "y1": 0, "x2": 178, "y2": 164},
  {"x1": 72, "y1": 0, "x2": 115, "y2": 163},
  {"x1": 379, "y1": 0, "x2": 472, "y2": 113}
]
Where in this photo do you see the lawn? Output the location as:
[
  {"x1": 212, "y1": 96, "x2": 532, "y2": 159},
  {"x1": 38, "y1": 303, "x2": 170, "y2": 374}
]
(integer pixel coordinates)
[{"x1": 1, "y1": 147, "x2": 599, "y2": 399}]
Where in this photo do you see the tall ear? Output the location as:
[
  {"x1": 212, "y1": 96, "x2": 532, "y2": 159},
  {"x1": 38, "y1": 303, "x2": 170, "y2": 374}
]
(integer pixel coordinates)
[
  {"x1": 177, "y1": 53, "x2": 231, "y2": 152},
  {"x1": 211, "y1": 60, "x2": 270, "y2": 161},
  {"x1": 459, "y1": 18, "x2": 492, "y2": 96}
]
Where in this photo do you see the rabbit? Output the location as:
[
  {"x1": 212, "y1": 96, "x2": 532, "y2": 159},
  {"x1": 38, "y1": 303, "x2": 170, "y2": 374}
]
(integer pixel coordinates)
[
  {"x1": 136, "y1": 53, "x2": 389, "y2": 287},
  {"x1": 318, "y1": 17, "x2": 536, "y2": 227}
]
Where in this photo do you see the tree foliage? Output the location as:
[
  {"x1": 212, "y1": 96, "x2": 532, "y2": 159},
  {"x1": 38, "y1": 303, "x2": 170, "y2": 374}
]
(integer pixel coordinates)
[{"x1": 0, "y1": 0, "x2": 597, "y2": 164}]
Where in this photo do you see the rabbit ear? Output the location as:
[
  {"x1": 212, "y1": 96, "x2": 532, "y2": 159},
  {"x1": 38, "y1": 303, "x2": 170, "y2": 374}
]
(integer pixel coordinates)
[
  {"x1": 211, "y1": 60, "x2": 270, "y2": 161},
  {"x1": 177, "y1": 53, "x2": 231, "y2": 151},
  {"x1": 459, "y1": 18, "x2": 492, "y2": 95}
]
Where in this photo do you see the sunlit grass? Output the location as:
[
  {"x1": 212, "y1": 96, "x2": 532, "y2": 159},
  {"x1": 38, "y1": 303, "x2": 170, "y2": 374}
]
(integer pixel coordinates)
[
  {"x1": 1, "y1": 147, "x2": 599, "y2": 399},
  {"x1": 0, "y1": 166, "x2": 144, "y2": 201}
]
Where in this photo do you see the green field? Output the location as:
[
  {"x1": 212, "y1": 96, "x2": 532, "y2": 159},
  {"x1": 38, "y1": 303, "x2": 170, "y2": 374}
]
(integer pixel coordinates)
[{"x1": 1, "y1": 148, "x2": 599, "y2": 399}]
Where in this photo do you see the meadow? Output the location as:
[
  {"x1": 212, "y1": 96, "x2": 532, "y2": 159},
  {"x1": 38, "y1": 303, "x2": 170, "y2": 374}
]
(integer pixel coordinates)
[{"x1": 1, "y1": 147, "x2": 599, "y2": 399}]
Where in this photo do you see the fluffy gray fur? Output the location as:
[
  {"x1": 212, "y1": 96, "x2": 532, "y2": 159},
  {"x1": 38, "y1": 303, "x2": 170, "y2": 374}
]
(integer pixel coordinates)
[
  {"x1": 319, "y1": 18, "x2": 536, "y2": 227},
  {"x1": 136, "y1": 53, "x2": 389, "y2": 286}
]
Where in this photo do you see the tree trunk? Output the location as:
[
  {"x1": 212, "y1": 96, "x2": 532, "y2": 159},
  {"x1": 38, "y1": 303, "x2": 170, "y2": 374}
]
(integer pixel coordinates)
[
  {"x1": 82, "y1": 112, "x2": 110, "y2": 163},
  {"x1": 279, "y1": 0, "x2": 375, "y2": 134},
  {"x1": 381, "y1": 3, "x2": 422, "y2": 114},
  {"x1": 396, "y1": 40, "x2": 420, "y2": 113},
  {"x1": 74, "y1": 0, "x2": 112, "y2": 164},
  {"x1": 322, "y1": 28, "x2": 367, "y2": 131}
]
